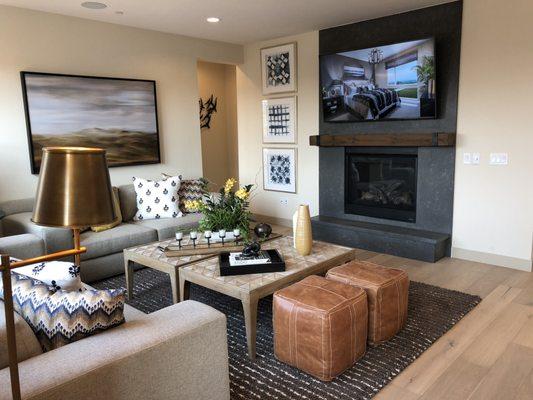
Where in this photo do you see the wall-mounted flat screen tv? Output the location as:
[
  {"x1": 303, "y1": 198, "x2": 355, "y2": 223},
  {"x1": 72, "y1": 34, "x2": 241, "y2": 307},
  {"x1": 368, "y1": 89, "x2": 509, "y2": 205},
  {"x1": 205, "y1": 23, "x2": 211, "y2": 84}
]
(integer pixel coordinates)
[{"x1": 320, "y1": 37, "x2": 436, "y2": 122}]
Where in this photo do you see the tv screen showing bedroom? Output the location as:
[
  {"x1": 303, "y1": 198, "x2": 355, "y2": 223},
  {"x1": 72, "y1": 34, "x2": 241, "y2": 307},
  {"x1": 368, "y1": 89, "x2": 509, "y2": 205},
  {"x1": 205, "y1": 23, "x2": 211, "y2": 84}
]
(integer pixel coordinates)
[{"x1": 320, "y1": 37, "x2": 436, "y2": 122}]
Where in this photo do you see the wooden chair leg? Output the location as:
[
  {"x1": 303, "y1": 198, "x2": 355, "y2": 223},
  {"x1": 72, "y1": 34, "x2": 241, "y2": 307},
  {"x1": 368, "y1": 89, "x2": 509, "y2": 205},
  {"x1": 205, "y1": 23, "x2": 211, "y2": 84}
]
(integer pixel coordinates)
[{"x1": 1, "y1": 254, "x2": 21, "y2": 400}]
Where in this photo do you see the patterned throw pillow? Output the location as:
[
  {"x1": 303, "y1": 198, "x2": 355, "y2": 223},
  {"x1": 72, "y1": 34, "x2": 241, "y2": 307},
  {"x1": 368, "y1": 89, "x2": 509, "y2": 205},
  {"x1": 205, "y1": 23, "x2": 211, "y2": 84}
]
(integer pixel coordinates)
[
  {"x1": 1, "y1": 273, "x2": 125, "y2": 351},
  {"x1": 132, "y1": 175, "x2": 182, "y2": 221},
  {"x1": 162, "y1": 174, "x2": 208, "y2": 213},
  {"x1": 2, "y1": 259, "x2": 83, "y2": 292}
]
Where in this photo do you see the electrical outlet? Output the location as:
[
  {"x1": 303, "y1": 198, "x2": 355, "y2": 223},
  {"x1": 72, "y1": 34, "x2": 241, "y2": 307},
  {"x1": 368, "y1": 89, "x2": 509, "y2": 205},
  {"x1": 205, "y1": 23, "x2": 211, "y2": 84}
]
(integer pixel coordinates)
[
  {"x1": 472, "y1": 152, "x2": 480, "y2": 165},
  {"x1": 489, "y1": 153, "x2": 509, "y2": 165},
  {"x1": 463, "y1": 153, "x2": 472, "y2": 164},
  {"x1": 279, "y1": 198, "x2": 288, "y2": 206}
]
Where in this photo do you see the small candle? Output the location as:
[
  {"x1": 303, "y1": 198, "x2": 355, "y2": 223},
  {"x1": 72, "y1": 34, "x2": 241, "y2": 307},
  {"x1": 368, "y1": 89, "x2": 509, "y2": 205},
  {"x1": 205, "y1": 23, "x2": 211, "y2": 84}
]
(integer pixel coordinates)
[
  {"x1": 233, "y1": 229, "x2": 240, "y2": 237},
  {"x1": 175, "y1": 232, "x2": 183, "y2": 240},
  {"x1": 219, "y1": 229, "x2": 226, "y2": 237},
  {"x1": 189, "y1": 231, "x2": 198, "y2": 239},
  {"x1": 204, "y1": 230, "x2": 212, "y2": 238}
]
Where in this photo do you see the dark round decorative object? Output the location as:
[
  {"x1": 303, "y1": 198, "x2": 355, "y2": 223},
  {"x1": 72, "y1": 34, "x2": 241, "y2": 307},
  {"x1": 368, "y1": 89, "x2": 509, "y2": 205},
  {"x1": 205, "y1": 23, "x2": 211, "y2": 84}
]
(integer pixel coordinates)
[
  {"x1": 254, "y1": 223, "x2": 272, "y2": 239},
  {"x1": 242, "y1": 242, "x2": 261, "y2": 257}
]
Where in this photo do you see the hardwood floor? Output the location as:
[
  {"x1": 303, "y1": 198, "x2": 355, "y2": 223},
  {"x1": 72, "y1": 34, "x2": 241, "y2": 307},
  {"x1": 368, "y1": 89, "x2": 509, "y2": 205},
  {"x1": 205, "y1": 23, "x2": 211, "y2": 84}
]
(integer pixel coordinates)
[
  {"x1": 360, "y1": 249, "x2": 533, "y2": 400},
  {"x1": 272, "y1": 225, "x2": 533, "y2": 399}
]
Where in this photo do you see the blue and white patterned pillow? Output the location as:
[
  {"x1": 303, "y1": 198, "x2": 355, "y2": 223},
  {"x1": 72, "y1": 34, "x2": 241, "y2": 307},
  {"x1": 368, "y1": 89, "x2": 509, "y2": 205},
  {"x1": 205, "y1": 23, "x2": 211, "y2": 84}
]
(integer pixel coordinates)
[
  {"x1": 1, "y1": 273, "x2": 125, "y2": 351},
  {"x1": 132, "y1": 175, "x2": 183, "y2": 221}
]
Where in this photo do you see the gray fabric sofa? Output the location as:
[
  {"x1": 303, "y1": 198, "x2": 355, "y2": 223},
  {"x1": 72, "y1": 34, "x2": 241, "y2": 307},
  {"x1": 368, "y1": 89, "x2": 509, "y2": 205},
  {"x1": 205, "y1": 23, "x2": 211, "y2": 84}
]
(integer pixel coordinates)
[
  {"x1": 0, "y1": 298, "x2": 230, "y2": 400},
  {"x1": 0, "y1": 184, "x2": 202, "y2": 283}
]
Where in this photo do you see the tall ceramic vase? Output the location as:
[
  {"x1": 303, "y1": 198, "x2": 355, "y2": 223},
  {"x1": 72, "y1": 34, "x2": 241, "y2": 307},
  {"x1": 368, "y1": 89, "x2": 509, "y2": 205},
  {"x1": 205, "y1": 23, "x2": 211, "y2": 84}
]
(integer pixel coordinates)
[{"x1": 294, "y1": 204, "x2": 313, "y2": 256}]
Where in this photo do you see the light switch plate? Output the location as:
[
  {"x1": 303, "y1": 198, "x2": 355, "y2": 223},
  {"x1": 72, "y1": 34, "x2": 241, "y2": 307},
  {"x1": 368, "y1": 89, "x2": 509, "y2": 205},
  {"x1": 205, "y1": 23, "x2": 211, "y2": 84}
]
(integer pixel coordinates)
[
  {"x1": 463, "y1": 153, "x2": 472, "y2": 164},
  {"x1": 472, "y1": 153, "x2": 480, "y2": 165},
  {"x1": 489, "y1": 153, "x2": 508, "y2": 165}
]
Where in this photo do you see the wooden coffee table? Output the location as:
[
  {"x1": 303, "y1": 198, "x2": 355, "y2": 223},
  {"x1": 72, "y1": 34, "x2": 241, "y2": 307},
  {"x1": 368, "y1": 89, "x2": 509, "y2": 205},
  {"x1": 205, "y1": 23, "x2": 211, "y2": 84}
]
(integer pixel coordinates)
[
  {"x1": 123, "y1": 233, "x2": 282, "y2": 304},
  {"x1": 178, "y1": 236, "x2": 356, "y2": 359}
]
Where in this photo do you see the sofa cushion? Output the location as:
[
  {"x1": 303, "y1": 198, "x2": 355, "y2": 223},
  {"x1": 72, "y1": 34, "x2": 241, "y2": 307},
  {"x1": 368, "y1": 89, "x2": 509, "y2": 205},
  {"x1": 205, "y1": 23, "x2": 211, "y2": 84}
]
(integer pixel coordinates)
[
  {"x1": 133, "y1": 176, "x2": 182, "y2": 221},
  {"x1": 80, "y1": 223, "x2": 158, "y2": 260},
  {"x1": 132, "y1": 213, "x2": 202, "y2": 240},
  {"x1": 4, "y1": 273, "x2": 125, "y2": 352},
  {"x1": 0, "y1": 299, "x2": 43, "y2": 369},
  {"x1": 117, "y1": 184, "x2": 138, "y2": 222}
]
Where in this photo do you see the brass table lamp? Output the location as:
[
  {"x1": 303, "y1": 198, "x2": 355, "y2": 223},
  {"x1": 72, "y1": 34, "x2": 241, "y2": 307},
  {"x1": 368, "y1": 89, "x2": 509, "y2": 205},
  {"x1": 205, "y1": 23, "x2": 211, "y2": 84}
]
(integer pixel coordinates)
[{"x1": 1, "y1": 147, "x2": 116, "y2": 400}]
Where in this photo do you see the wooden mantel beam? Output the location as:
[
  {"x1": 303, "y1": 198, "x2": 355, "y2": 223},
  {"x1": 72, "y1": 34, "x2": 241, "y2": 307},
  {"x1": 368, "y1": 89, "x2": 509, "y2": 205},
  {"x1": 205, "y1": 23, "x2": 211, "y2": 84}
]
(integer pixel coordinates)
[{"x1": 309, "y1": 132, "x2": 456, "y2": 147}]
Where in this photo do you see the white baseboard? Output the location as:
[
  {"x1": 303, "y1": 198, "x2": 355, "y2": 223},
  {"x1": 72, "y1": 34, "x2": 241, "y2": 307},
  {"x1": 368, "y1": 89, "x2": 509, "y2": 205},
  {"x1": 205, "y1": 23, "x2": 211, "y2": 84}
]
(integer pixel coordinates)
[{"x1": 452, "y1": 247, "x2": 532, "y2": 272}]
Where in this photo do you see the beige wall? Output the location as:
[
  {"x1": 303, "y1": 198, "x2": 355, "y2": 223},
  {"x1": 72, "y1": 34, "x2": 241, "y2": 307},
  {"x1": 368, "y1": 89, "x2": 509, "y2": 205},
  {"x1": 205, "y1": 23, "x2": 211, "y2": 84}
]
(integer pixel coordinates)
[
  {"x1": 0, "y1": 5, "x2": 242, "y2": 201},
  {"x1": 236, "y1": 1, "x2": 532, "y2": 270},
  {"x1": 197, "y1": 61, "x2": 238, "y2": 189},
  {"x1": 452, "y1": 0, "x2": 533, "y2": 270},
  {"x1": 236, "y1": 31, "x2": 319, "y2": 220}
]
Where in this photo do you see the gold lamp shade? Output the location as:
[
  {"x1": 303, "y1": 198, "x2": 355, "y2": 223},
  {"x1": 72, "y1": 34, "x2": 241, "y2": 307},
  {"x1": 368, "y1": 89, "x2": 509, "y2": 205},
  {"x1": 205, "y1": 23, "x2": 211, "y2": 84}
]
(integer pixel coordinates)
[{"x1": 32, "y1": 147, "x2": 116, "y2": 228}]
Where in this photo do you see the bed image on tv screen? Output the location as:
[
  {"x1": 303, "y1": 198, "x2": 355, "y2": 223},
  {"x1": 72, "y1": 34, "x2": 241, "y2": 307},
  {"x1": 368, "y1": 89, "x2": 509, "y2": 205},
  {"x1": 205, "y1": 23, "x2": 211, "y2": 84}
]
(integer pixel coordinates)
[{"x1": 320, "y1": 37, "x2": 436, "y2": 122}]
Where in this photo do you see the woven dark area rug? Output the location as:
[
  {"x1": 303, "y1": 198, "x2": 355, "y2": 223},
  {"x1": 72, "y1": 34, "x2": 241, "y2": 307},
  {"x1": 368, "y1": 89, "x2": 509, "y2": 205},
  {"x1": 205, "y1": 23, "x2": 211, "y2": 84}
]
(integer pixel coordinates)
[{"x1": 93, "y1": 268, "x2": 481, "y2": 400}]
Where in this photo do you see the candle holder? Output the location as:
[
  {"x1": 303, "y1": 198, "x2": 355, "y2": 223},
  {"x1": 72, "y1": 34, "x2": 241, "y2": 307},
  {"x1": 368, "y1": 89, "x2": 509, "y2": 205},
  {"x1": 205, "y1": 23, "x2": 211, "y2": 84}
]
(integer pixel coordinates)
[
  {"x1": 219, "y1": 229, "x2": 226, "y2": 246},
  {"x1": 233, "y1": 229, "x2": 241, "y2": 245},
  {"x1": 175, "y1": 232, "x2": 183, "y2": 249},
  {"x1": 190, "y1": 231, "x2": 198, "y2": 248},
  {"x1": 204, "y1": 230, "x2": 212, "y2": 247}
]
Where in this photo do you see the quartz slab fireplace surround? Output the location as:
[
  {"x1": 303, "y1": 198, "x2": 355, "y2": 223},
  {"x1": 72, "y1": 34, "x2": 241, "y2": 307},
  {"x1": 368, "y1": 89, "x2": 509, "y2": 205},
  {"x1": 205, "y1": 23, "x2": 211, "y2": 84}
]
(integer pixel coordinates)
[{"x1": 312, "y1": 2, "x2": 462, "y2": 262}]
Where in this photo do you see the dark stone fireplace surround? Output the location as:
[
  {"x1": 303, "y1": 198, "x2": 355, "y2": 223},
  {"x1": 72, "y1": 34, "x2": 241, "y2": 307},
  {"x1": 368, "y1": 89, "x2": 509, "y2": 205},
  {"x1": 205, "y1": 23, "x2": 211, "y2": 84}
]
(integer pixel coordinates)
[{"x1": 311, "y1": 2, "x2": 462, "y2": 262}]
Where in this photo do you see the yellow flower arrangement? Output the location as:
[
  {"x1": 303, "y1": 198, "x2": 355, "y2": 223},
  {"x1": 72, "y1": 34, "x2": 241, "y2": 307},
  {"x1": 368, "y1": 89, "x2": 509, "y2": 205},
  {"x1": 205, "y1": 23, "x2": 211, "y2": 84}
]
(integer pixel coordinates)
[
  {"x1": 184, "y1": 199, "x2": 203, "y2": 212},
  {"x1": 224, "y1": 178, "x2": 237, "y2": 194},
  {"x1": 235, "y1": 187, "x2": 249, "y2": 200}
]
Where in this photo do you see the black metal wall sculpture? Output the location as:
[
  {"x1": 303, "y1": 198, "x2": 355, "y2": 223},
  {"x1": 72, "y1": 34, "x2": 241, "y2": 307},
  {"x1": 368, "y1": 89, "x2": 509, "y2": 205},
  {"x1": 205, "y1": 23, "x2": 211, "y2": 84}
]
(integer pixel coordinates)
[{"x1": 199, "y1": 95, "x2": 218, "y2": 129}]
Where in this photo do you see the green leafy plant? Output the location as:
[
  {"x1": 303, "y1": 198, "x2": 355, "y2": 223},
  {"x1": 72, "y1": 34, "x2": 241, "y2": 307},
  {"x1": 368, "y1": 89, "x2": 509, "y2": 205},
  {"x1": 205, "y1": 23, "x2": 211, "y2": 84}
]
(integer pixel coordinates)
[
  {"x1": 186, "y1": 178, "x2": 254, "y2": 239},
  {"x1": 414, "y1": 56, "x2": 435, "y2": 86}
]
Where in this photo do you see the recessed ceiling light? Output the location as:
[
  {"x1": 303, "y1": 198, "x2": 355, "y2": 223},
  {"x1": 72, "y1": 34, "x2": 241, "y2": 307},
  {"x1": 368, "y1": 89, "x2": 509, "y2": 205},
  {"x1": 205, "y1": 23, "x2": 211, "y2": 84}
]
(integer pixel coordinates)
[
  {"x1": 206, "y1": 17, "x2": 220, "y2": 23},
  {"x1": 81, "y1": 2, "x2": 107, "y2": 10}
]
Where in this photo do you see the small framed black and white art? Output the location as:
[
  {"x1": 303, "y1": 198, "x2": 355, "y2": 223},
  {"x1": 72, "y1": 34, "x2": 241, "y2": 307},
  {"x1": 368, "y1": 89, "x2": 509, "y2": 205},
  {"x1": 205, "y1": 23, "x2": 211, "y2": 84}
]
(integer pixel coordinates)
[
  {"x1": 260, "y1": 42, "x2": 297, "y2": 95},
  {"x1": 263, "y1": 147, "x2": 297, "y2": 193},
  {"x1": 262, "y1": 96, "x2": 297, "y2": 144}
]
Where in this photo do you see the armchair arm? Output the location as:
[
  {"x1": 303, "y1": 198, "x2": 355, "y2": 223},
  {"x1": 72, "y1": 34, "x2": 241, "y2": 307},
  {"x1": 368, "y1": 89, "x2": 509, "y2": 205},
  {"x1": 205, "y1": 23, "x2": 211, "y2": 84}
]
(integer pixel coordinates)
[
  {"x1": 1, "y1": 213, "x2": 73, "y2": 255},
  {"x1": 0, "y1": 300, "x2": 230, "y2": 400},
  {"x1": 0, "y1": 234, "x2": 44, "y2": 260}
]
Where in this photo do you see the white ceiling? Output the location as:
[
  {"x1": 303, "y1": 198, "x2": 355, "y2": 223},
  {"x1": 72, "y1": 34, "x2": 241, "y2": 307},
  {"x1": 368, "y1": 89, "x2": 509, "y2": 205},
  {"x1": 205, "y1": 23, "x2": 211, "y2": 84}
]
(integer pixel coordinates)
[{"x1": 0, "y1": 0, "x2": 454, "y2": 44}]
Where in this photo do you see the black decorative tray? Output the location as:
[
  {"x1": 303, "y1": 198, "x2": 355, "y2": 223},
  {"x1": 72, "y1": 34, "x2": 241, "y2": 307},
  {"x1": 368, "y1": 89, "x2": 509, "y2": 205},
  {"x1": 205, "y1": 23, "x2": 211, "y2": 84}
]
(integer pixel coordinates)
[{"x1": 219, "y1": 249, "x2": 285, "y2": 276}]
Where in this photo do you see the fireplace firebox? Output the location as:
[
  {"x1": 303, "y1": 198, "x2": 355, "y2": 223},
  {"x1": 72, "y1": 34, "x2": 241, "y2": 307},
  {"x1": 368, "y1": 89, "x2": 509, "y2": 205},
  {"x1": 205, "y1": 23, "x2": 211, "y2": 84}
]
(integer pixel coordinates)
[{"x1": 345, "y1": 148, "x2": 418, "y2": 222}]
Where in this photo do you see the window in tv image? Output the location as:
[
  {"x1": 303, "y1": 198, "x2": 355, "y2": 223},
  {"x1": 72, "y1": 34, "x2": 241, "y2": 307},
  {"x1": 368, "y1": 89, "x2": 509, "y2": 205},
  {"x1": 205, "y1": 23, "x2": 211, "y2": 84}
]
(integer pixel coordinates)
[{"x1": 320, "y1": 38, "x2": 436, "y2": 122}]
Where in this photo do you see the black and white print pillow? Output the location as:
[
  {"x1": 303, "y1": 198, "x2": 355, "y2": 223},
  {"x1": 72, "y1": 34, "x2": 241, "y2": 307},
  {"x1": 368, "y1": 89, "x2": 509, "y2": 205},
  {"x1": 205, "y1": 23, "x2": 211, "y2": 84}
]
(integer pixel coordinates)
[
  {"x1": 2, "y1": 259, "x2": 84, "y2": 292},
  {"x1": 132, "y1": 175, "x2": 183, "y2": 221}
]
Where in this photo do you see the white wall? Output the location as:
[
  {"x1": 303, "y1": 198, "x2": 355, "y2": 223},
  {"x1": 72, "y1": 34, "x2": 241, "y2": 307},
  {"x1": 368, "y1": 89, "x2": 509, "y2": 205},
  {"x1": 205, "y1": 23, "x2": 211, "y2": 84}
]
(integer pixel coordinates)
[
  {"x1": 236, "y1": 31, "x2": 319, "y2": 220},
  {"x1": 197, "y1": 61, "x2": 238, "y2": 189},
  {"x1": 236, "y1": 1, "x2": 532, "y2": 270},
  {"x1": 0, "y1": 5, "x2": 242, "y2": 201},
  {"x1": 452, "y1": 0, "x2": 533, "y2": 270}
]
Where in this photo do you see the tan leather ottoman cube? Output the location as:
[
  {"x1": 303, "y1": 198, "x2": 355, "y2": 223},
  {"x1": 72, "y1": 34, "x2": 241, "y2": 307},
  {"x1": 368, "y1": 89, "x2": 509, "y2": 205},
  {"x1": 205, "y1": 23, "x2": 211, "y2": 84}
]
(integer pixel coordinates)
[
  {"x1": 326, "y1": 260, "x2": 409, "y2": 346},
  {"x1": 273, "y1": 275, "x2": 368, "y2": 381}
]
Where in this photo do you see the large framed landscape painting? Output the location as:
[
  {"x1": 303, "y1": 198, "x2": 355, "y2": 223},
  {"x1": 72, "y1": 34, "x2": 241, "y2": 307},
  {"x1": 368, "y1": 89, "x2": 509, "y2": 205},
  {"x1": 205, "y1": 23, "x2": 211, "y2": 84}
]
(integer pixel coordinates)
[{"x1": 21, "y1": 71, "x2": 161, "y2": 174}]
